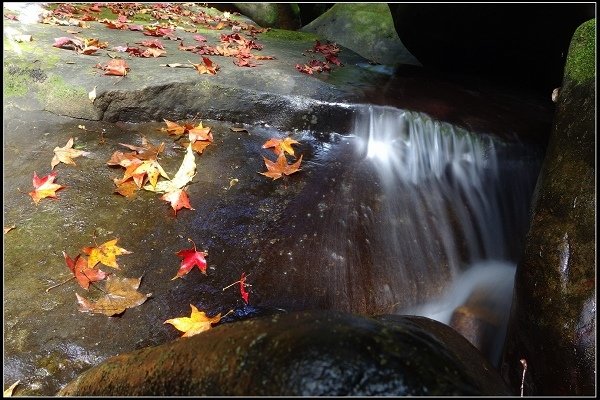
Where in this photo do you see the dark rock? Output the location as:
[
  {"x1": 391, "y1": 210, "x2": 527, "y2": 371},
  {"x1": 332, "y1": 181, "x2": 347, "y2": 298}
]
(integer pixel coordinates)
[
  {"x1": 298, "y1": 4, "x2": 335, "y2": 26},
  {"x1": 59, "y1": 310, "x2": 511, "y2": 396},
  {"x1": 233, "y1": 3, "x2": 301, "y2": 30},
  {"x1": 501, "y1": 19, "x2": 596, "y2": 396},
  {"x1": 388, "y1": 4, "x2": 595, "y2": 96},
  {"x1": 300, "y1": 3, "x2": 420, "y2": 66}
]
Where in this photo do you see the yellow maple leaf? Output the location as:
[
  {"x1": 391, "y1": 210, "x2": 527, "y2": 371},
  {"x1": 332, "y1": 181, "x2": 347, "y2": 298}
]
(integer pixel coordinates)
[
  {"x1": 51, "y1": 138, "x2": 89, "y2": 169},
  {"x1": 83, "y1": 238, "x2": 132, "y2": 269},
  {"x1": 164, "y1": 304, "x2": 221, "y2": 337}
]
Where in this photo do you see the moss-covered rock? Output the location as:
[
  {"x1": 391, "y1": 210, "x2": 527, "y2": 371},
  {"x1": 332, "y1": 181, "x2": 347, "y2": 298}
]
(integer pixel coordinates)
[
  {"x1": 233, "y1": 3, "x2": 301, "y2": 30},
  {"x1": 501, "y1": 18, "x2": 596, "y2": 396},
  {"x1": 300, "y1": 3, "x2": 420, "y2": 66},
  {"x1": 59, "y1": 311, "x2": 511, "y2": 396}
]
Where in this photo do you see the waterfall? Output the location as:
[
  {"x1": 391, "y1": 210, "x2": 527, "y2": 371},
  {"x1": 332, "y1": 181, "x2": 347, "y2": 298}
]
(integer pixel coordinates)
[{"x1": 349, "y1": 105, "x2": 541, "y2": 365}]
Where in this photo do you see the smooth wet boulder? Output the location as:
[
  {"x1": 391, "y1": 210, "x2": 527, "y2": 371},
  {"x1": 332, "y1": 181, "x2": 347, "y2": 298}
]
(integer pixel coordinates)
[
  {"x1": 301, "y1": 3, "x2": 420, "y2": 66},
  {"x1": 501, "y1": 19, "x2": 596, "y2": 396},
  {"x1": 233, "y1": 3, "x2": 301, "y2": 30},
  {"x1": 59, "y1": 310, "x2": 510, "y2": 396},
  {"x1": 388, "y1": 4, "x2": 594, "y2": 96}
]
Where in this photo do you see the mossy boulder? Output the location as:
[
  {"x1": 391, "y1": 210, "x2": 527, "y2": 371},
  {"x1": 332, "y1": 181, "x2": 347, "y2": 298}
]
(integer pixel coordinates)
[
  {"x1": 301, "y1": 3, "x2": 419, "y2": 66},
  {"x1": 233, "y1": 3, "x2": 301, "y2": 30},
  {"x1": 501, "y1": 19, "x2": 596, "y2": 396},
  {"x1": 59, "y1": 311, "x2": 511, "y2": 396}
]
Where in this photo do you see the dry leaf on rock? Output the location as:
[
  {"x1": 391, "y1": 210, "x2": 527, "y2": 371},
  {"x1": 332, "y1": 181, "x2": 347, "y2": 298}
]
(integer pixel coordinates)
[
  {"x1": 164, "y1": 304, "x2": 221, "y2": 337},
  {"x1": 51, "y1": 138, "x2": 89, "y2": 169}
]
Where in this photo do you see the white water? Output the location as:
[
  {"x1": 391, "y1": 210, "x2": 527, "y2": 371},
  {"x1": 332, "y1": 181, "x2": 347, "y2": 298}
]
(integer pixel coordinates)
[{"x1": 351, "y1": 106, "x2": 540, "y2": 365}]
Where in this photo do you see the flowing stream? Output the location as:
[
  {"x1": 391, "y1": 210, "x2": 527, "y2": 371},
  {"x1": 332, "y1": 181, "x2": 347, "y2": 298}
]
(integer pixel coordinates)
[{"x1": 351, "y1": 106, "x2": 542, "y2": 364}]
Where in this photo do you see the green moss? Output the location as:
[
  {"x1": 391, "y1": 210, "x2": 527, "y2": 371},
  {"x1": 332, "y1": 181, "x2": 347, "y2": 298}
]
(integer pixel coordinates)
[
  {"x1": 36, "y1": 74, "x2": 88, "y2": 105},
  {"x1": 564, "y1": 19, "x2": 596, "y2": 84},
  {"x1": 261, "y1": 28, "x2": 319, "y2": 42}
]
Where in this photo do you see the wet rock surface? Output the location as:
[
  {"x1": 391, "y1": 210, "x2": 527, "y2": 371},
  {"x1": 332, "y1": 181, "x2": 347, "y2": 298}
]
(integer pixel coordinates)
[
  {"x1": 58, "y1": 310, "x2": 511, "y2": 396},
  {"x1": 3, "y1": 4, "x2": 558, "y2": 396},
  {"x1": 501, "y1": 19, "x2": 596, "y2": 396}
]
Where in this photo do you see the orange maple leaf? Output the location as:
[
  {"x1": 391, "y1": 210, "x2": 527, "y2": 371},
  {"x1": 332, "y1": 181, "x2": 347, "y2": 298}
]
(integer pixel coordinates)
[
  {"x1": 104, "y1": 59, "x2": 130, "y2": 76},
  {"x1": 161, "y1": 188, "x2": 194, "y2": 216},
  {"x1": 29, "y1": 171, "x2": 65, "y2": 205},
  {"x1": 260, "y1": 153, "x2": 303, "y2": 180},
  {"x1": 164, "y1": 304, "x2": 221, "y2": 337},
  {"x1": 262, "y1": 137, "x2": 299, "y2": 157},
  {"x1": 190, "y1": 57, "x2": 219, "y2": 75}
]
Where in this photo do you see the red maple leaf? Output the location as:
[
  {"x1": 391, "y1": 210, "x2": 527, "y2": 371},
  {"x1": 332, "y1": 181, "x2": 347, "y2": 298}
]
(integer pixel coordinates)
[
  {"x1": 173, "y1": 239, "x2": 207, "y2": 279},
  {"x1": 63, "y1": 251, "x2": 107, "y2": 289},
  {"x1": 240, "y1": 272, "x2": 249, "y2": 304}
]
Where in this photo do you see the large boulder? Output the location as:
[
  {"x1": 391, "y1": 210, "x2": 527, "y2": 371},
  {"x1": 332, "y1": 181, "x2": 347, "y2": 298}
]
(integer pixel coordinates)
[
  {"x1": 301, "y1": 3, "x2": 420, "y2": 66},
  {"x1": 388, "y1": 4, "x2": 594, "y2": 96},
  {"x1": 59, "y1": 311, "x2": 510, "y2": 396},
  {"x1": 233, "y1": 3, "x2": 301, "y2": 30},
  {"x1": 501, "y1": 19, "x2": 596, "y2": 396}
]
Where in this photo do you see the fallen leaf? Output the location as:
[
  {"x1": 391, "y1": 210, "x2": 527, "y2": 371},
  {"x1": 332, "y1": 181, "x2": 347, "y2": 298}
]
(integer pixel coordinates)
[
  {"x1": 88, "y1": 85, "x2": 97, "y2": 102},
  {"x1": 76, "y1": 275, "x2": 151, "y2": 316},
  {"x1": 191, "y1": 140, "x2": 211, "y2": 154},
  {"x1": 240, "y1": 272, "x2": 249, "y2": 304},
  {"x1": 29, "y1": 171, "x2": 65, "y2": 205},
  {"x1": 4, "y1": 225, "x2": 16, "y2": 234},
  {"x1": 230, "y1": 127, "x2": 248, "y2": 133},
  {"x1": 260, "y1": 153, "x2": 303, "y2": 180},
  {"x1": 161, "y1": 188, "x2": 194, "y2": 216},
  {"x1": 160, "y1": 63, "x2": 194, "y2": 68},
  {"x1": 78, "y1": 125, "x2": 86, "y2": 130},
  {"x1": 83, "y1": 238, "x2": 132, "y2": 269},
  {"x1": 4, "y1": 380, "x2": 20, "y2": 397},
  {"x1": 262, "y1": 137, "x2": 299, "y2": 157},
  {"x1": 113, "y1": 178, "x2": 138, "y2": 198},
  {"x1": 102, "y1": 59, "x2": 130, "y2": 76},
  {"x1": 117, "y1": 158, "x2": 170, "y2": 188},
  {"x1": 162, "y1": 119, "x2": 187, "y2": 136},
  {"x1": 164, "y1": 304, "x2": 221, "y2": 337},
  {"x1": 13, "y1": 34, "x2": 32, "y2": 42},
  {"x1": 51, "y1": 138, "x2": 89, "y2": 169},
  {"x1": 190, "y1": 57, "x2": 219, "y2": 75},
  {"x1": 173, "y1": 240, "x2": 207, "y2": 279},
  {"x1": 63, "y1": 251, "x2": 107, "y2": 290},
  {"x1": 146, "y1": 143, "x2": 196, "y2": 193},
  {"x1": 188, "y1": 121, "x2": 213, "y2": 142}
]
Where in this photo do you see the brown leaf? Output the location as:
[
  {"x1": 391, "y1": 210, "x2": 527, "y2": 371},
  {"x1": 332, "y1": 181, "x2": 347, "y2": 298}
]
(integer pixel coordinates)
[
  {"x1": 260, "y1": 153, "x2": 303, "y2": 180},
  {"x1": 76, "y1": 275, "x2": 151, "y2": 316}
]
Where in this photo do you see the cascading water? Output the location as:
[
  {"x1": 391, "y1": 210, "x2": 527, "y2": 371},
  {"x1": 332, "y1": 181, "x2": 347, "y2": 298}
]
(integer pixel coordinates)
[
  {"x1": 256, "y1": 104, "x2": 541, "y2": 366},
  {"x1": 352, "y1": 105, "x2": 541, "y2": 365}
]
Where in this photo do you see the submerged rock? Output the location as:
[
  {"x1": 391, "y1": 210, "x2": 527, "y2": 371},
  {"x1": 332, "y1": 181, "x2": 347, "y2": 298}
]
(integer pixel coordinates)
[
  {"x1": 59, "y1": 310, "x2": 510, "y2": 396},
  {"x1": 501, "y1": 19, "x2": 596, "y2": 396}
]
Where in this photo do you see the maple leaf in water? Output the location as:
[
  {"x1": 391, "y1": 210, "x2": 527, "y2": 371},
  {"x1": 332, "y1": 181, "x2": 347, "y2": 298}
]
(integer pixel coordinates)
[
  {"x1": 63, "y1": 251, "x2": 106, "y2": 290},
  {"x1": 164, "y1": 304, "x2": 221, "y2": 337},
  {"x1": 76, "y1": 275, "x2": 151, "y2": 316},
  {"x1": 83, "y1": 238, "x2": 132, "y2": 269},
  {"x1": 51, "y1": 138, "x2": 89, "y2": 169},
  {"x1": 161, "y1": 188, "x2": 194, "y2": 216},
  {"x1": 262, "y1": 137, "x2": 299, "y2": 157},
  {"x1": 173, "y1": 239, "x2": 207, "y2": 279},
  {"x1": 29, "y1": 171, "x2": 65, "y2": 205},
  {"x1": 260, "y1": 153, "x2": 303, "y2": 180},
  {"x1": 145, "y1": 143, "x2": 196, "y2": 193}
]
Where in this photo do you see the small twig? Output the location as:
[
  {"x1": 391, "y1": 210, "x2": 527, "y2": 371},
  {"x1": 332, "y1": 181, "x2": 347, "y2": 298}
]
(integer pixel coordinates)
[
  {"x1": 221, "y1": 309, "x2": 235, "y2": 319},
  {"x1": 46, "y1": 276, "x2": 75, "y2": 292},
  {"x1": 520, "y1": 358, "x2": 528, "y2": 397},
  {"x1": 222, "y1": 273, "x2": 252, "y2": 291}
]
